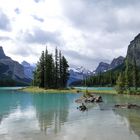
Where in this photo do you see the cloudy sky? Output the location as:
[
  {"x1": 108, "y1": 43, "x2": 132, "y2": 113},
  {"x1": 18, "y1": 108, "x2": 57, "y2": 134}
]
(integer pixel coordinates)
[{"x1": 0, "y1": 0, "x2": 140, "y2": 70}]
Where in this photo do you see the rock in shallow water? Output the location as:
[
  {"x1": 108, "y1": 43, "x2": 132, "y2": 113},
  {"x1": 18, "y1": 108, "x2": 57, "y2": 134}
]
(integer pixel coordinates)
[{"x1": 114, "y1": 104, "x2": 140, "y2": 109}]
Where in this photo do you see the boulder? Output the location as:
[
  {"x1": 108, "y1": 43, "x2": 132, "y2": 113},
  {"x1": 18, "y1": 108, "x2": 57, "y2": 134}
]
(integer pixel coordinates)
[
  {"x1": 78, "y1": 103, "x2": 87, "y2": 111},
  {"x1": 94, "y1": 96, "x2": 103, "y2": 102}
]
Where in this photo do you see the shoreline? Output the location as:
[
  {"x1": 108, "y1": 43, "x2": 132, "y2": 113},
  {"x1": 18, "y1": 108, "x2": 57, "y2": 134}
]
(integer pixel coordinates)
[{"x1": 19, "y1": 86, "x2": 117, "y2": 94}]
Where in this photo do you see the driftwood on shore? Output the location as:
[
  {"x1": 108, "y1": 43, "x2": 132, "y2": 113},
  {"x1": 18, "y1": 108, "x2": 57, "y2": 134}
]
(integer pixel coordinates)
[{"x1": 114, "y1": 104, "x2": 140, "y2": 109}]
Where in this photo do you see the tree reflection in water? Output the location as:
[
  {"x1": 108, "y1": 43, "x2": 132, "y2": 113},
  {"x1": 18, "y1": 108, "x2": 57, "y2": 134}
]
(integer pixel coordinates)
[
  {"x1": 32, "y1": 94, "x2": 69, "y2": 135},
  {"x1": 114, "y1": 109, "x2": 140, "y2": 138}
]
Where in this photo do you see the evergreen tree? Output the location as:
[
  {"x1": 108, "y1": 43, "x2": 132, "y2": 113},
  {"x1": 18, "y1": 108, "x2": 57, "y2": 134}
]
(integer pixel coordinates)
[
  {"x1": 109, "y1": 71, "x2": 113, "y2": 86},
  {"x1": 124, "y1": 58, "x2": 130, "y2": 93},
  {"x1": 61, "y1": 56, "x2": 69, "y2": 87},
  {"x1": 59, "y1": 51, "x2": 63, "y2": 88},
  {"x1": 44, "y1": 47, "x2": 49, "y2": 88},
  {"x1": 32, "y1": 67, "x2": 39, "y2": 86},
  {"x1": 34, "y1": 51, "x2": 45, "y2": 88},
  {"x1": 50, "y1": 54, "x2": 55, "y2": 88},
  {"x1": 116, "y1": 72, "x2": 125, "y2": 94},
  {"x1": 47, "y1": 54, "x2": 55, "y2": 88},
  {"x1": 133, "y1": 57, "x2": 138, "y2": 91},
  {"x1": 33, "y1": 47, "x2": 69, "y2": 89},
  {"x1": 54, "y1": 47, "x2": 59, "y2": 88}
]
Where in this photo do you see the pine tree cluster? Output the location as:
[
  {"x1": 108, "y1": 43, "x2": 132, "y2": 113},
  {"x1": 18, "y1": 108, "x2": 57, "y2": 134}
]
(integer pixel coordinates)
[
  {"x1": 33, "y1": 47, "x2": 69, "y2": 89},
  {"x1": 116, "y1": 57, "x2": 139, "y2": 94},
  {"x1": 72, "y1": 57, "x2": 140, "y2": 95}
]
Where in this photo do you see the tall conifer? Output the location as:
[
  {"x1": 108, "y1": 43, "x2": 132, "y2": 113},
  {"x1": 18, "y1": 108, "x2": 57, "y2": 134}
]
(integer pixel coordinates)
[{"x1": 133, "y1": 57, "x2": 137, "y2": 91}]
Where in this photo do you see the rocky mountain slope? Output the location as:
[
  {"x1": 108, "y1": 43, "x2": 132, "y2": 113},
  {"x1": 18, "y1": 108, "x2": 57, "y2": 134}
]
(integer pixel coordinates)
[
  {"x1": 21, "y1": 61, "x2": 35, "y2": 79},
  {"x1": 68, "y1": 56, "x2": 124, "y2": 85},
  {"x1": 109, "y1": 56, "x2": 124, "y2": 69},
  {"x1": 127, "y1": 33, "x2": 140, "y2": 67},
  {"x1": 95, "y1": 56, "x2": 124, "y2": 74},
  {"x1": 95, "y1": 62, "x2": 110, "y2": 73},
  {"x1": 0, "y1": 46, "x2": 31, "y2": 86},
  {"x1": 68, "y1": 66, "x2": 93, "y2": 85}
]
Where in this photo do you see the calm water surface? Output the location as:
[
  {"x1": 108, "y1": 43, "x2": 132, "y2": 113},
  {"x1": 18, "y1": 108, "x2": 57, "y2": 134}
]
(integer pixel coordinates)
[
  {"x1": 74, "y1": 86, "x2": 114, "y2": 90},
  {"x1": 0, "y1": 87, "x2": 140, "y2": 140}
]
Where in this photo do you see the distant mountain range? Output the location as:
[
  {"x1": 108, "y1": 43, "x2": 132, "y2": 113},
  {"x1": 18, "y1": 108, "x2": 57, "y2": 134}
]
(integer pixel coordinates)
[
  {"x1": 68, "y1": 56, "x2": 124, "y2": 85},
  {"x1": 21, "y1": 61, "x2": 35, "y2": 79},
  {"x1": 20, "y1": 33, "x2": 140, "y2": 86},
  {"x1": 68, "y1": 66, "x2": 93, "y2": 85},
  {"x1": 0, "y1": 46, "x2": 125, "y2": 86},
  {"x1": 94, "y1": 56, "x2": 124, "y2": 74},
  {"x1": 0, "y1": 46, "x2": 32, "y2": 86}
]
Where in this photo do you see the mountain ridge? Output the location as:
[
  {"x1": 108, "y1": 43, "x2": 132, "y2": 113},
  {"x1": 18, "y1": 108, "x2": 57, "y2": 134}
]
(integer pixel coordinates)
[
  {"x1": 0, "y1": 46, "x2": 32, "y2": 86},
  {"x1": 21, "y1": 61, "x2": 35, "y2": 79},
  {"x1": 95, "y1": 56, "x2": 124, "y2": 74}
]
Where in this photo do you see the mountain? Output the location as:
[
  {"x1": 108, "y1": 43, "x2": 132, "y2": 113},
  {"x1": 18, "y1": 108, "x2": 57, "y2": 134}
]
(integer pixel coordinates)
[
  {"x1": 127, "y1": 33, "x2": 140, "y2": 67},
  {"x1": 69, "y1": 56, "x2": 124, "y2": 86},
  {"x1": 95, "y1": 56, "x2": 124, "y2": 74},
  {"x1": 21, "y1": 61, "x2": 35, "y2": 79},
  {"x1": 0, "y1": 46, "x2": 32, "y2": 86},
  {"x1": 95, "y1": 62, "x2": 110, "y2": 73},
  {"x1": 0, "y1": 46, "x2": 10, "y2": 59},
  {"x1": 109, "y1": 56, "x2": 124, "y2": 69},
  {"x1": 68, "y1": 66, "x2": 93, "y2": 85}
]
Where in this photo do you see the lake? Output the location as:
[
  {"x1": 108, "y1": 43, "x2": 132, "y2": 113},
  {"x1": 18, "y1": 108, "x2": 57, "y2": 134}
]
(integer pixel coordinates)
[
  {"x1": 0, "y1": 87, "x2": 140, "y2": 140},
  {"x1": 74, "y1": 86, "x2": 114, "y2": 90}
]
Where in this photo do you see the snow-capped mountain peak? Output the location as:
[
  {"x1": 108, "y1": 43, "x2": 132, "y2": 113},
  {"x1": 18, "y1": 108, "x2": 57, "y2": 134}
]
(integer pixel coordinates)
[
  {"x1": 68, "y1": 66, "x2": 93, "y2": 85},
  {"x1": 69, "y1": 66, "x2": 92, "y2": 74}
]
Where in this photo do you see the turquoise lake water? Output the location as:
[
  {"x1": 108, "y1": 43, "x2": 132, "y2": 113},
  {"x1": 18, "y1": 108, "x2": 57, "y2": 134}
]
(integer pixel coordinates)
[
  {"x1": 0, "y1": 87, "x2": 140, "y2": 140},
  {"x1": 74, "y1": 86, "x2": 114, "y2": 90}
]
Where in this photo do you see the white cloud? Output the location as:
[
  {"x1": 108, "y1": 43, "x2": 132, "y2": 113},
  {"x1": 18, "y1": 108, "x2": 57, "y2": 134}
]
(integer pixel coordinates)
[{"x1": 0, "y1": 0, "x2": 140, "y2": 69}]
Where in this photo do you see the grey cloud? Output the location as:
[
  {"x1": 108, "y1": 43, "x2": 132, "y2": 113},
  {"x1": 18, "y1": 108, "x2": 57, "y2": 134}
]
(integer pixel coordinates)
[
  {"x1": 63, "y1": 50, "x2": 110, "y2": 70},
  {"x1": 11, "y1": 45, "x2": 39, "y2": 57},
  {"x1": 61, "y1": 0, "x2": 140, "y2": 33},
  {"x1": 0, "y1": 10, "x2": 11, "y2": 31},
  {"x1": 14, "y1": 8, "x2": 20, "y2": 14},
  {"x1": 0, "y1": 36, "x2": 11, "y2": 41},
  {"x1": 32, "y1": 15, "x2": 44, "y2": 22},
  {"x1": 59, "y1": 0, "x2": 140, "y2": 69},
  {"x1": 109, "y1": 0, "x2": 140, "y2": 7},
  {"x1": 12, "y1": 47, "x2": 31, "y2": 57},
  {"x1": 20, "y1": 28, "x2": 60, "y2": 45},
  {"x1": 34, "y1": 0, "x2": 44, "y2": 3}
]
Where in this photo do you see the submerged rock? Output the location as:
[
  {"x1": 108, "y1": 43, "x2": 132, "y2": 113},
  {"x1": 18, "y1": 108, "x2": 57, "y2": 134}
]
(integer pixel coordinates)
[
  {"x1": 94, "y1": 96, "x2": 103, "y2": 102},
  {"x1": 77, "y1": 103, "x2": 87, "y2": 111},
  {"x1": 114, "y1": 104, "x2": 140, "y2": 109}
]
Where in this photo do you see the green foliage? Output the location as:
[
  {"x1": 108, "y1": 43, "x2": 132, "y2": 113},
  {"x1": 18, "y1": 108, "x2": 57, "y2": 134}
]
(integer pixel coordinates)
[
  {"x1": 71, "y1": 57, "x2": 140, "y2": 95},
  {"x1": 132, "y1": 57, "x2": 138, "y2": 90},
  {"x1": 33, "y1": 47, "x2": 69, "y2": 89},
  {"x1": 116, "y1": 57, "x2": 139, "y2": 94},
  {"x1": 124, "y1": 58, "x2": 130, "y2": 93},
  {"x1": 71, "y1": 63, "x2": 125, "y2": 87},
  {"x1": 54, "y1": 47, "x2": 59, "y2": 88},
  {"x1": 61, "y1": 56, "x2": 69, "y2": 87},
  {"x1": 116, "y1": 72, "x2": 125, "y2": 94}
]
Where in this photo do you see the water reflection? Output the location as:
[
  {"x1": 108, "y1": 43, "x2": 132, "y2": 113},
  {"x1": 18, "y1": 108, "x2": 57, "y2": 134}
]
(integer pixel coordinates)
[
  {"x1": 114, "y1": 108, "x2": 140, "y2": 138},
  {"x1": 32, "y1": 94, "x2": 70, "y2": 134},
  {"x1": 105, "y1": 94, "x2": 140, "y2": 138},
  {"x1": 0, "y1": 90, "x2": 140, "y2": 140}
]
